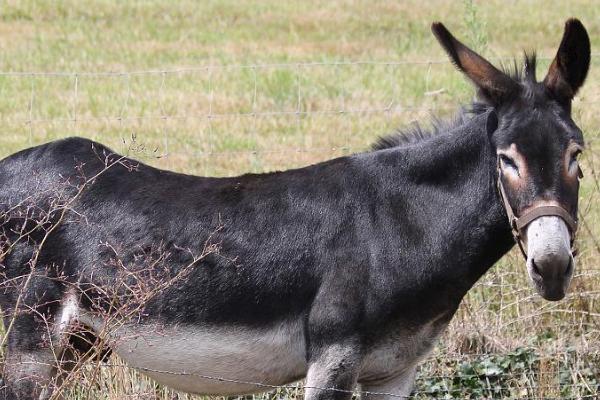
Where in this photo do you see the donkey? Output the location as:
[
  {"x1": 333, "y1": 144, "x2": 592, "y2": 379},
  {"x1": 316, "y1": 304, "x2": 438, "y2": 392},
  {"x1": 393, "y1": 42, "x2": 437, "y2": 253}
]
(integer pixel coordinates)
[{"x1": 0, "y1": 19, "x2": 590, "y2": 400}]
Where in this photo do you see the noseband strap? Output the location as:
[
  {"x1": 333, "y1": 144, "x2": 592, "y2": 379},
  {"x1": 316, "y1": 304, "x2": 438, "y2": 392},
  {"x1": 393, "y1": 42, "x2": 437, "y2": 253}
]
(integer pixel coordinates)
[
  {"x1": 496, "y1": 160, "x2": 578, "y2": 260},
  {"x1": 515, "y1": 205, "x2": 578, "y2": 233}
]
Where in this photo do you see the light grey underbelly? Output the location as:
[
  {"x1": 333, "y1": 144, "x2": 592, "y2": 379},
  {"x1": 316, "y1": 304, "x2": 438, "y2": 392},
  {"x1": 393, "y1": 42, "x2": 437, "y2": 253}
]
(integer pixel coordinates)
[
  {"x1": 86, "y1": 319, "x2": 308, "y2": 395},
  {"x1": 76, "y1": 313, "x2": 447, "y2": 395}
]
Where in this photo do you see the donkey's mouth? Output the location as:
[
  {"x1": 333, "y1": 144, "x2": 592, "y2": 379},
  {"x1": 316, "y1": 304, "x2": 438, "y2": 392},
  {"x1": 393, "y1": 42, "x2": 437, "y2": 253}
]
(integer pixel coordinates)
[{"x1": 527, "y1": 257, "x2": 574, "y2": 301}]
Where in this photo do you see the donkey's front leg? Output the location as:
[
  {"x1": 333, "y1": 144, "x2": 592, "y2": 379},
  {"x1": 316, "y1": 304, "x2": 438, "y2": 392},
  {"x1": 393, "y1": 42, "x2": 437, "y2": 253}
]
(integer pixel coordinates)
[
  {"x1": 304, "y1": 271, "x2": 366, "y2": 400},
  {"x1": 304, "y1": 341, "x2": 362, "y2": 400}
]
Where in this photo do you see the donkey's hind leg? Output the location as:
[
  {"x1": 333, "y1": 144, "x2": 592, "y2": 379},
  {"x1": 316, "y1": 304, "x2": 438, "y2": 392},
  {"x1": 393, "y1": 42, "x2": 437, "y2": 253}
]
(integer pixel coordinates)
[
  {"x1": 1, "y1": 311, "x2": 62, "y2": 400},
  {"x1": 0, "y1": 276, "x2": 83, "y2": 400},
  {"x1": 2, "y1": 324, "x2": 111, "y2": 400}
]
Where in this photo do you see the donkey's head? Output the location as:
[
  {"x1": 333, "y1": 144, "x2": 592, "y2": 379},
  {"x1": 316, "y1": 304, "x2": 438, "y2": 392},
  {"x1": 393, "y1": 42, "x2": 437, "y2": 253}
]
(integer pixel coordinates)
[{"x1": 432, "y1": 20, "x2": 590, "y2": 301}]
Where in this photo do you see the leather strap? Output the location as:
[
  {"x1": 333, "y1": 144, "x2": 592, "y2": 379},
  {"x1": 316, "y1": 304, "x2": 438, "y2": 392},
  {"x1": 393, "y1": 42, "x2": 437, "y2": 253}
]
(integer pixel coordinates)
[{"x1": 515, "y1": 205, "x2": 577, "y2": 233}]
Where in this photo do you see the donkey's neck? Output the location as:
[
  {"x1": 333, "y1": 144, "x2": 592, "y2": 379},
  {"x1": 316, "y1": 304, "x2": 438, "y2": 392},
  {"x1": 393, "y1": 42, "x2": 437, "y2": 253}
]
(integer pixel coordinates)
[{"x1": 360, "y1": 112, "x2": 514, "y2": 305}]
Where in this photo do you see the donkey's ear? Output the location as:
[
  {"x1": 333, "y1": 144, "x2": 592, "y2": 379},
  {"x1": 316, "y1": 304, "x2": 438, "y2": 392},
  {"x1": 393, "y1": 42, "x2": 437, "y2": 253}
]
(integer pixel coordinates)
[
  {"x1": 432, "y1": 22, "x2": 519, "y2": 105},
  {"x1": 543, "y1": 19, "x2": 590, "y2": 103}
]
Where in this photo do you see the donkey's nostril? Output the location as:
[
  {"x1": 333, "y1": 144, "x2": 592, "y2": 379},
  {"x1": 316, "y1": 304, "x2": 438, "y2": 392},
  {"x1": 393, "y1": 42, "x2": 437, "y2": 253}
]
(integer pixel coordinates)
[
  {"x1": 564, "y1": 258, "x2": 573, "y2": 276},
  {"x1": 531, "y1": 258, "x2": 541, "y2": 276},
  {"x1": 530, "y1": 255, "x2": 572, "y2": 279}
]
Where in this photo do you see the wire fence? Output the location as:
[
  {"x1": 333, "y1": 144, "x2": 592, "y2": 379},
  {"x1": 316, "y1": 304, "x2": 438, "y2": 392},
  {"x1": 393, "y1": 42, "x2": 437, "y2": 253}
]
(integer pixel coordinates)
[
  {"x1": 2, "y1": 54, "x2": 600, "y2": 161},
  {"x1": 1, "y1": 56, "x2": 600, "y2": 399}
]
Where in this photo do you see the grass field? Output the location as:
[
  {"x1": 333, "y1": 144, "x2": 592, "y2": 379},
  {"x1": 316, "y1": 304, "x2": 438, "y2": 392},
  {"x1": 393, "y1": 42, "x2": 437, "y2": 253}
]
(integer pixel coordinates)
[{"x1": 1, "y1": 1, "x2": 600, "y2": 398}]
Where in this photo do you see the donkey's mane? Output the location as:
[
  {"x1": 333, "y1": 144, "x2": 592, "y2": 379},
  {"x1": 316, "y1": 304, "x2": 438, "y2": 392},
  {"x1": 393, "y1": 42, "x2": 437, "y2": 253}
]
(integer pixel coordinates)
[
  {"x1": 370, "y1": 103, "x2": 490, "y2": 151},
  {"x1": 371, "y1": 54, "x2": 537, "y2": 151}
]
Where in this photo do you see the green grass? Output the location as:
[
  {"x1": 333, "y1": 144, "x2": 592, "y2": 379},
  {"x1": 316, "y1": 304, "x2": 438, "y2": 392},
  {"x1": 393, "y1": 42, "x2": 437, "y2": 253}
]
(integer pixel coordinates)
[{"x1": 1, "y1": 1, "x2": 600, "y2": 398}]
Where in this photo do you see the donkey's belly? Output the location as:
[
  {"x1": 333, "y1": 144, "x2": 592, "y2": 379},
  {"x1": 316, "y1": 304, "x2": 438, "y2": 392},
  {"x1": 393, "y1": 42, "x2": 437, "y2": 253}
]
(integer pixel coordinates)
[{"x1": 105, "y1": 322, "x2": 308, "y2": 395}]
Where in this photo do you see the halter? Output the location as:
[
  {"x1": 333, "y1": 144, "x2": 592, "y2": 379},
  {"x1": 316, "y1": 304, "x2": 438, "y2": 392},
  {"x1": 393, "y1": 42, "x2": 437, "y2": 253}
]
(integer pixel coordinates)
[{"x1": 496, "y1": 157, "x2": 578, "y2": 260}]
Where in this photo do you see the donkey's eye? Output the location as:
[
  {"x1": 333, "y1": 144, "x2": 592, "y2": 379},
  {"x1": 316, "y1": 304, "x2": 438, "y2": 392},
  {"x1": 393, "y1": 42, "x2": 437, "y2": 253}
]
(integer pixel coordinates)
[
  {"x1": 568, "y1": 149, "x2": 584, "y2": 179},
  {"x1": 571, "y1": 150, "x2": 582, "y2": 165},
  {"x1": 500, "y1": 154, "x2": 518, "y2": 172}
]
